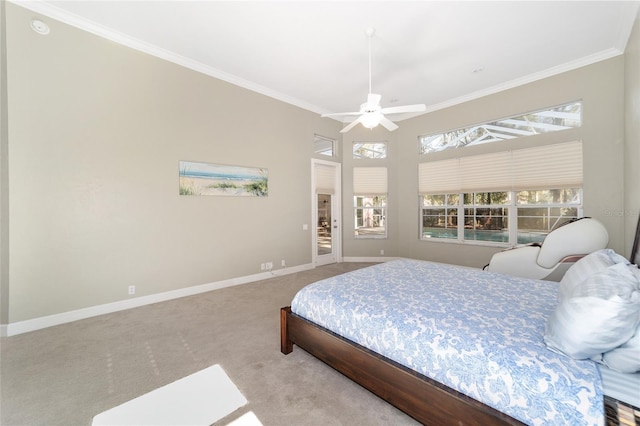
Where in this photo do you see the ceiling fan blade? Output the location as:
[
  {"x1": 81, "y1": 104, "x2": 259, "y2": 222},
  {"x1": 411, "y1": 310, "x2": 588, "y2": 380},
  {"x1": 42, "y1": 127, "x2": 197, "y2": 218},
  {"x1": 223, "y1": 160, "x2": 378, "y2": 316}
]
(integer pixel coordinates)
[
  {"x1": 379, "y1": 116, "x2": 399, "y2": 131},
  {"x1": 367, "y1": 93, "x2": 382, "y2": 108},
  {"x1": 321, "y1": 111, "x2": 362, "y2": 118},
  {"x1": 381, "y1": 104, "x2": 427, "y2": 115},
  {"x1": 340, "y1": 116, "x2": 364, "y2": 133}
]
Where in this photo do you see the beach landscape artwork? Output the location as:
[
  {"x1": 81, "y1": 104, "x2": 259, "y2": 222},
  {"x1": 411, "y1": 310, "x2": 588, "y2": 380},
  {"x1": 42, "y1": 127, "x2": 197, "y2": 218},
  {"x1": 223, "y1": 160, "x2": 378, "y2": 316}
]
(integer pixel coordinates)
[{"x1": 179, "y1": 161, "x2": 268, "y2": 197}]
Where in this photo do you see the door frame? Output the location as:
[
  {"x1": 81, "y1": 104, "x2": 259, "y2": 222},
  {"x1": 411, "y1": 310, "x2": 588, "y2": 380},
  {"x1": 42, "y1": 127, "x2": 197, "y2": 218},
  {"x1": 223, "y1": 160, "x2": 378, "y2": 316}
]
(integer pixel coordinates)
[{"x1": 312, "y1": 159, "x2": 342, "y2": 266}]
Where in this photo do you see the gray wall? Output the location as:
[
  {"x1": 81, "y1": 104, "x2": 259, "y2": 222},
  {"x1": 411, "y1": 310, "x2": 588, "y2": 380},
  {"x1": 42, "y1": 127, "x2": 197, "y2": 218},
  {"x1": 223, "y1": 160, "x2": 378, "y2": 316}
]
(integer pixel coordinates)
[
  {"x1": 1, "y1": 1, "x2": 9, "y2": 326},
  {"x1": 625, "y1": 14, "x2": 640, "y2": 257},
  {"x1": 342, "y1": 56, "x2": 629, "y2": 268},
  {"x1": 3, "y1": 3, "x2": 341, "y2": 323},
  {"x1": 402, "y1": 57, "x2": 625, "y2": 267}
]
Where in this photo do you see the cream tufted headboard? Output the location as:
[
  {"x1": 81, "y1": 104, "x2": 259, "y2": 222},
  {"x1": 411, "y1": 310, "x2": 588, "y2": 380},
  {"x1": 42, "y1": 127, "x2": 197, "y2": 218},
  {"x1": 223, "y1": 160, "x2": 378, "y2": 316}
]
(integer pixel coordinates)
[{"x1": 631, "y1": 215, "x2": 640, "y2": 265}]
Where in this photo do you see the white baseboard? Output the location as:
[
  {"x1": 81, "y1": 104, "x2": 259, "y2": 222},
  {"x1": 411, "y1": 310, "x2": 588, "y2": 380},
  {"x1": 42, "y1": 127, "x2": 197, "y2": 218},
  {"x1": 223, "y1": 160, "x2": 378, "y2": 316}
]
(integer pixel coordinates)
[
  {"x1": 342, "y1": 256, "x2": 399, "y2": 263},
  {"x1": 2, "y1": 263, "x2": 314, "y2": 337}
]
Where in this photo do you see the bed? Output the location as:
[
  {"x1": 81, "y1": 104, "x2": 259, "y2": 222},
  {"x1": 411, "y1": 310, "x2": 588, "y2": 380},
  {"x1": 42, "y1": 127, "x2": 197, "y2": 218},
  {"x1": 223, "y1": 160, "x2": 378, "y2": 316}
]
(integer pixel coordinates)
[{"x1": 280, "y1": 219, "x2": 640, "y2": 425}]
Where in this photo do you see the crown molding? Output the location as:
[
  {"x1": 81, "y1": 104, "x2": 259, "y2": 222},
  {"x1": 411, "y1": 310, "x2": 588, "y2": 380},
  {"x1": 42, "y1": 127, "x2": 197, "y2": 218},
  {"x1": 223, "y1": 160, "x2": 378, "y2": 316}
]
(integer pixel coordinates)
[
  {"x1": 422, "y1": 47, "x2": 624, "y2": 115},
  {"x1": 10, "y1": 0, "x2": 328, "y2": 115},
  {"x1": 9, "y1": 1, "x2": 631, "y2": 123}
]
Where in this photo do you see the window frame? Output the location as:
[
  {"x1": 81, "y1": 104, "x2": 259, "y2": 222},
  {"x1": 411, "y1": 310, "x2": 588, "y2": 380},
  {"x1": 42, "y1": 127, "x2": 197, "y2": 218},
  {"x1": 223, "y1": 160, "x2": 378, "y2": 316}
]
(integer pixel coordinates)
[
  {"x1": 421, "y1": 194, "x2": 459, "y2": 241},
  {"x1": 314, "y1": 134, "x2": 336, "y2": 157},
  {"x1": 354, "y1": 195, "x2": 388, "y2": 239},
  {"x1": 462, "y1": 192, "x2": 511, "y2": 244},
  {"x1": 353, "y1": 166, "x2": 388, "y2": 240},
  {"x1": 353, "y1": 141, "x2": 388, "y2": 159},
  {"x1": 420, "y1": 188, "x2": 583, "y2": 246},
  {"x1": 418, "y1": 101, "x2": 582, "y2": 155}
]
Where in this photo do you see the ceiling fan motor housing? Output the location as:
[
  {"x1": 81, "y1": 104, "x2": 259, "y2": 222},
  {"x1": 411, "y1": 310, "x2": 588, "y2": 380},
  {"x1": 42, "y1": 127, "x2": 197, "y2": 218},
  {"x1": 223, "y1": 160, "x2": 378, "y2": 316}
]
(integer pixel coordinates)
[{"x1": 360, "y1": 103, "x2": 381, "y2": 114}]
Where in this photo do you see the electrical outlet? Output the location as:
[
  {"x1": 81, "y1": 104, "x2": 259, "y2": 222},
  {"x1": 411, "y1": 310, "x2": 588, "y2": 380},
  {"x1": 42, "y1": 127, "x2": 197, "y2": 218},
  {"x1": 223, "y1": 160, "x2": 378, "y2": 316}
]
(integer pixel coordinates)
[
  {"x1": 266, "y1": 262, "x2": 273, "y2": 270},
  {"x1": 128, "y1": 285, "x2": 136, "y2": 295},
  {"x1": 380, "y1": 249, "x2": 385, "y2": 255},
  {"x1": 261, "y1": 263, "x2": 266, "y2": 271},
  {"x1": 281, "y1": 259, "x2": 286, "y2": 267}
]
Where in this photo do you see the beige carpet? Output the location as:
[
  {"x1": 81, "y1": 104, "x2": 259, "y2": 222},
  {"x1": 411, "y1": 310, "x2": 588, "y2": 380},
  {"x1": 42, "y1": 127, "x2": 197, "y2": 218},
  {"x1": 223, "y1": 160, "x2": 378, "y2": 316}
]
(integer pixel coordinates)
[
  {"x1": 91, "y1": 364, "x2": 247, "y2": 425},
  {"x1": 1, "y1": 262, "x2": 419, "y2": 426}
]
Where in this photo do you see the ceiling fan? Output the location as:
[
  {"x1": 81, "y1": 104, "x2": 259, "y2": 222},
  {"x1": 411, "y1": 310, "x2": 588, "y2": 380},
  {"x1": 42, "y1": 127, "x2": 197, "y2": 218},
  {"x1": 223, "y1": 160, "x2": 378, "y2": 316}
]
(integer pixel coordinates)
[{"x1": 321, "y1": 28, "x2": 426, "y2": 133}]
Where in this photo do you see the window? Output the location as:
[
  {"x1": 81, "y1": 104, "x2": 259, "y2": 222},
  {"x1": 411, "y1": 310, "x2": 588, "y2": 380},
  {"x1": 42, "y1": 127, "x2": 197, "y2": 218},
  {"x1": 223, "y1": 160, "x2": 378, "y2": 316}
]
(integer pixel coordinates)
[
  {"x1": 355, "y1": 196, "x2": 387, "y2": 238},
  {"x1": 419, "y1": 142, "x2": 583, "y2": 245},
  {"x1": 421, "y1": 189, "x2": 581, "y2": 245},
  {"x1": 419, "y1": 101, "x2": 582, "y2": 154},
  {"x1": 354, "y1": 167, "x2": 387, "y2": 238},
  {"x1": 463, "y1": 192, "x2": 510, "y2": 243},
  {"x1": 421, "y1": 192, "x2": 512, "y2": 243},
  {"x1": 422, "y1": 194, "x2": 458, "y2": 240},
  {"x1": 516, "y1": 189, "x2": 581, "y2": 244},
  {"x1": 353, "y1": 142, "x2": 387, "y2": 159},
  {"x1": 314, "y1": 134, "x2": 335, "y2": 157}
]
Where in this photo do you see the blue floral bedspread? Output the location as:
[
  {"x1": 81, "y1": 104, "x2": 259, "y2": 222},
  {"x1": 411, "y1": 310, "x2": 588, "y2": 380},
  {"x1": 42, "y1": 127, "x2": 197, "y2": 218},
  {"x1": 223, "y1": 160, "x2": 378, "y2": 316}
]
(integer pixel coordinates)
[{"x1": 291, "y1": 258, "x2": 603, "y2": 426}]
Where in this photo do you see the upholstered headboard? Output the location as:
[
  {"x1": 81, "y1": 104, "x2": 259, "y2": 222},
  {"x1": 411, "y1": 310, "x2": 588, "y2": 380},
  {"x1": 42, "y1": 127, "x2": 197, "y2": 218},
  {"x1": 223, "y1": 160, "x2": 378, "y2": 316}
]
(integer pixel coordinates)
[{"x1": 631, "y1": 215, "x2": 640, "y2": 265}]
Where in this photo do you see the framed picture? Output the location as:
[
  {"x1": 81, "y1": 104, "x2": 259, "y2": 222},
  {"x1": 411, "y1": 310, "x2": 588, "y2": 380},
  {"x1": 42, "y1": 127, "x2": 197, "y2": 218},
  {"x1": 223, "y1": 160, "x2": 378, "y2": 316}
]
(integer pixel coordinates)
[{"x1": 179, "y1": 161, "x2": 268, "y2": 197}]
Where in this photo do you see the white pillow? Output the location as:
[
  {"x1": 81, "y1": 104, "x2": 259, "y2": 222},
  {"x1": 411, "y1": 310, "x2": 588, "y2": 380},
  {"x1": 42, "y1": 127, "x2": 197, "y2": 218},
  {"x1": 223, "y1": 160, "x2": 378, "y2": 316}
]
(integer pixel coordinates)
[
  {"x1": 600, "y1": 322, "x2": 640, "y2": 373},
  {"x1": 544, "y1": 262, "x2": 640, "y2": 359},
  {"x1": 559, "y1": 249, "x2": 630, "y2": 301}
]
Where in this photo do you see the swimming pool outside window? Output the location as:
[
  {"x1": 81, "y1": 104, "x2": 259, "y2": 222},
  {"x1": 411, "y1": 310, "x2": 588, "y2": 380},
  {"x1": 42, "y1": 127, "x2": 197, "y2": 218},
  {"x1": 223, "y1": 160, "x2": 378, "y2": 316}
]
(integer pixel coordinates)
[
  {"x1": 422, "y1": 194, "x2": 459, "y2": 240},
  {"x1": 463, "y1": 192, "x2": 510, "y2": 243},
  {"x1": 420, "y1": 189, "x2": 582, "y2": 245}
]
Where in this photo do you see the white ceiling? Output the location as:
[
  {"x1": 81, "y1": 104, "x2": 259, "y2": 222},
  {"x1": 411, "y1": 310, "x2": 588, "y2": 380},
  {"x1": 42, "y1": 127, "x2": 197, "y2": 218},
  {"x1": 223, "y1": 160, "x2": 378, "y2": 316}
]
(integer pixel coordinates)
[{"x1": 14, "y1": 1, "x2": 640, "y2": 121}]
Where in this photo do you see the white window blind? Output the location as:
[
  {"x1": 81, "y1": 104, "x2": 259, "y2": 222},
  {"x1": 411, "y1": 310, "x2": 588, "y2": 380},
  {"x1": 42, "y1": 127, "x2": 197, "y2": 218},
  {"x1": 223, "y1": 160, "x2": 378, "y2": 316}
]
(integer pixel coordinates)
[
  {"x1": 315, "y1": 163, "x2": 336, "y2": 194},
  {"x1": 354, "y1": 167, "x2": 387, "y2": 195},
  {"x1": 419, "y1": 141, "x2": 582, "y2": 194},
  {"x1": 419, "y1": 159, "x2": 459, "y2": 194},
  {"x1": 459, "y1": 151, "x2": 511, "y2": 192},
  {"x1": 512, "y1": 141, "x2": 583, "y2": 189}
]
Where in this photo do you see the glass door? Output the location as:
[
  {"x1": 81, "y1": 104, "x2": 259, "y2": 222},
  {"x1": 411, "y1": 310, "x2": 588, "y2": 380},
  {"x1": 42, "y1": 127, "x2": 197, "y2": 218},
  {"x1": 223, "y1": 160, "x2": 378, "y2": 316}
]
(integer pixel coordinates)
[
  {"x1": 313, "y1": 159, "x2": 340, "y2": 266},
  {"x1": 317, "y1": 194, "x2": 333, "y2": 257}
]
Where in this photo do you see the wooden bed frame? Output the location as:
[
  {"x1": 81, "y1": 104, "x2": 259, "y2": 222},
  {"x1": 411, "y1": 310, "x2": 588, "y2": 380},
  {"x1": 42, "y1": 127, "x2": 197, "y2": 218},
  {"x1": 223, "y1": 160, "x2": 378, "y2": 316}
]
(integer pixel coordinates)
[
  {"x1": 280, "y1": 217, "x2": 640, "y2": 425},
  {"x1": 280, "y1": 306, "x2": 524, "y2": 426}
]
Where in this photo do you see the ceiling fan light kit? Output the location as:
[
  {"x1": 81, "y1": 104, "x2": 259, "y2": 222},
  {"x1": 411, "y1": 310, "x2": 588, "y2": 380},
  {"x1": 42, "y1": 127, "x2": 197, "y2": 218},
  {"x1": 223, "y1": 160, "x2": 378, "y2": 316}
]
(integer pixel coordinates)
[
  {"x1": 361, "y1": 111, "x2": 382, "y2": 129},
  {"x1": 321, "y1": 27, "x2": 426, "y2": 133}
]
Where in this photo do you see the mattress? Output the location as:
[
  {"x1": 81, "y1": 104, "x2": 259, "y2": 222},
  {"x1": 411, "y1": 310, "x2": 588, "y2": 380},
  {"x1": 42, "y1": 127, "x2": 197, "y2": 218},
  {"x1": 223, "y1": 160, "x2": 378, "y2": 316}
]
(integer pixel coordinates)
[{"x1": 291, "y1": 258, "x2": 604, "y2": 426}]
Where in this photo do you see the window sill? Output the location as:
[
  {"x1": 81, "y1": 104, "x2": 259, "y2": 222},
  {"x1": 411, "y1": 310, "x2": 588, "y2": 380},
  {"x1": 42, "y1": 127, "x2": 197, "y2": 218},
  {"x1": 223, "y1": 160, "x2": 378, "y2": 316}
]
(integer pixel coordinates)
[{"x1": 419, "y1": 237, "x2": 511, "y2": 249}]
